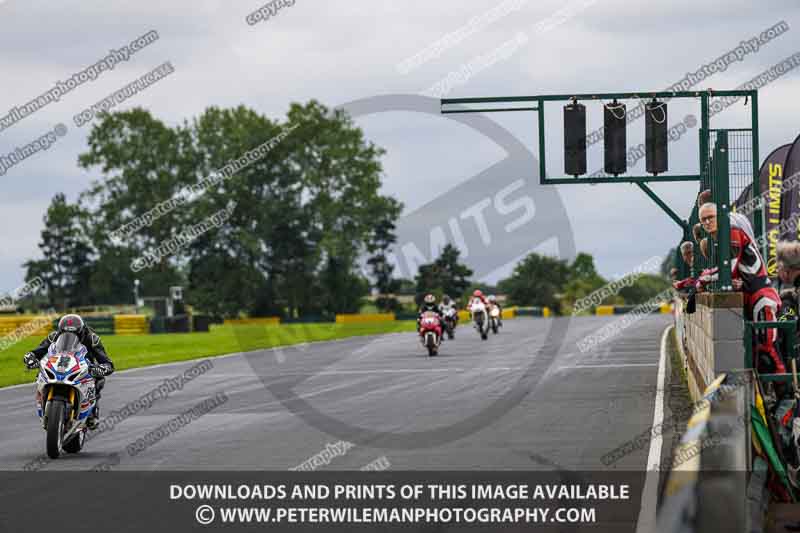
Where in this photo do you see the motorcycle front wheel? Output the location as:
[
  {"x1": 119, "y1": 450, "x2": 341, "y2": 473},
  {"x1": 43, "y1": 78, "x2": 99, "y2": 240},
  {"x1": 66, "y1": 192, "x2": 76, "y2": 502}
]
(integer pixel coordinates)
[{"x1": 45, "y1": 400, "x2": 66, "y2": 459}]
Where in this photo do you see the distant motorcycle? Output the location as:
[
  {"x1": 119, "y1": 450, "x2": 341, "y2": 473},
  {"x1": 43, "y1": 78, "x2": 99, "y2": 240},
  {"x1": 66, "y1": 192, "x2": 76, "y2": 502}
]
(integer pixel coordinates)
[
  {"x1": 471, "y1": 301, "x2": 489, "y2": 341},
  {"x1": 442, "y1": 307, "x2": 458, "y2": 340},
  {"x1": 489, "y1": 305, "x2": 502, "y2": 335},
  {"x1": 32, "y1": 332, "x2": 97, "y2": 459},
  {"x1": 419, "y1": 311, "x2": 443, "y2": 356}
]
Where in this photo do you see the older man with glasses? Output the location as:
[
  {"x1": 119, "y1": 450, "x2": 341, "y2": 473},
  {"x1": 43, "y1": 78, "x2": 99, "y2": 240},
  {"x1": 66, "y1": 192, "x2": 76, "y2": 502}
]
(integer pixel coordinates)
[{"x1": 697, "y1": 202, "x2": 784, "y2": 373}]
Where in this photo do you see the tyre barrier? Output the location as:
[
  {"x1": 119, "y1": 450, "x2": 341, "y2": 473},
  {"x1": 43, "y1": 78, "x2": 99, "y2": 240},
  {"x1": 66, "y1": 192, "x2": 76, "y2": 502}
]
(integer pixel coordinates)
[
  {"x1": 113, "y1": 314, "x2": 149, "y2": 335},
  {"x1": 594, "y1": 303, "x2": 673, "y2": 315},
  {"x1": 0, "y1": 315, "x2": 52, "y2": 337}
]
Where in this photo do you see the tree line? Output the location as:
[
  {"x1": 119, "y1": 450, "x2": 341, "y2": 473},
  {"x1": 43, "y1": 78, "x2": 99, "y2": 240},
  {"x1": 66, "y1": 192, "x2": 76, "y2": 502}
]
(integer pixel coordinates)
[{"x1": 19, "y1": 101, "x2": 668, "y2": 318}]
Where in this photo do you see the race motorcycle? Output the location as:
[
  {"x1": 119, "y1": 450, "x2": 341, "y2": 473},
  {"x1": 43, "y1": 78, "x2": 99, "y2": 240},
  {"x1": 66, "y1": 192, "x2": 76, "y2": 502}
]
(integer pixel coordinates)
[
  {"x1": 489, "y1": 305, "x2": 502, "y2": 335},
  {"x1": 442, "y1": 307, "x2": 458, "y2": 340},
  {"x1": 471, "y1": 300, "x2": 490, "y2": 341},
  {"x1": 419, "y1": 311, "x2": 443, "y2": 356},
  {"x1": 32, "y1": 332, "x2": 97, "y2": 459}
]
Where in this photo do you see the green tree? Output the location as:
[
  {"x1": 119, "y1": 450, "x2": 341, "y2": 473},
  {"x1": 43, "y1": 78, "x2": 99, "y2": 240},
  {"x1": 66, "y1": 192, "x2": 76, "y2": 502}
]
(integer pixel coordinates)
[
  {"x1": 24, "y1": 194, "x2": 94, "y2": 309},
  {"x1": 619, "y1": 274, "x2": 670, "y2": 305},
  {"x1": 560, "y1": 253, "x2": 608, "y2": 313},
  {"x1": 75, "y1": 101, "x2": 401, "y2": 317},
  {"x1": 366, "y1": 217, "x2": 401, "y2": 312},
  {"x1": 414, "y1": 244, "x2": 473, "y2": 306},
  {"x1": 78, "y1": 108, "x2": 196, "y2": 259},
  {"x1": 497, "y1": 253, "x2": 570, "y2": 309}
]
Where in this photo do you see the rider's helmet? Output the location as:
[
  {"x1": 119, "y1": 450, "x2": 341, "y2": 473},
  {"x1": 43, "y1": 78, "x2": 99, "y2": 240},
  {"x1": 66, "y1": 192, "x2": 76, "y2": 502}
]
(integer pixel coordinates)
[
  {"x1": 473, "y1": 289, "x2": 483, "y2": 298},
  {"x1": 487, "y1": 294, "x2": 497, "y2": 303},
  {"x1": 423, "y1": 294, "x2": 436, "y2": 305},
  {"x1": 442, "y1": 295, "x2": 451, "y2": 304},
  {"x1": 57, "y1": 314, "x2": 85, "y2": 336}
]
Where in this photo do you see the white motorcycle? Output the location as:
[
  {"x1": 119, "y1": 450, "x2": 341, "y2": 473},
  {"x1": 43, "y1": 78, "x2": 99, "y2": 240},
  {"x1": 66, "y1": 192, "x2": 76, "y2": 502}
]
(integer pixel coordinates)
[
  {"x1": 33, "y1": 332, "x2": 97, "y2": 459},
  {"x1": 489, "y1": 305, "x2": 502, "y2": 335},
  {"x1": 471, "y1": 301, "x2": 490, "y2": 341},
  {"x1": 442, "y1": 306, "x2": 458, "y2": 340}
]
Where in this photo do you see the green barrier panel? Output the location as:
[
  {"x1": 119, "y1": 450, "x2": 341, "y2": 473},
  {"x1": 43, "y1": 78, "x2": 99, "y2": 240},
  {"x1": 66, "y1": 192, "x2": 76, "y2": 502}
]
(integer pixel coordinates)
[
  {"x1": 515, "y1": 308, "x2": 545, "y2": 317},
  {"x1": 150, "y1": 317, "x2": 166, "y2": 334}
]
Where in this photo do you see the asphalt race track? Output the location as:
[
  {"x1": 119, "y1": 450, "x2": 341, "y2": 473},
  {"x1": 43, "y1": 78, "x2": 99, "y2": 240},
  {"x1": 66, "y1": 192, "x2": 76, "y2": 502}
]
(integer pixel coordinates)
[{"x1": 0, "y1": 315, "x2": 672, "y2": 473}]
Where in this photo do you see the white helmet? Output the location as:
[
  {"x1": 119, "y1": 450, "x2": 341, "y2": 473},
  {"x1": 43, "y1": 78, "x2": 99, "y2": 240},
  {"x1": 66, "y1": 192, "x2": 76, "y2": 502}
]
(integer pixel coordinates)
[{"x1": 487, "y1": 294, "x2": 497, "y2": 303}]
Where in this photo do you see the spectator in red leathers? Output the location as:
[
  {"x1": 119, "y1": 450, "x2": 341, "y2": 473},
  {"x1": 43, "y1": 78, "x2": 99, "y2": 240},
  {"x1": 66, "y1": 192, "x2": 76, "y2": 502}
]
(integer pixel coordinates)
[{"x1": 699, "y1": 202, "x2": 784, "y2": 373}]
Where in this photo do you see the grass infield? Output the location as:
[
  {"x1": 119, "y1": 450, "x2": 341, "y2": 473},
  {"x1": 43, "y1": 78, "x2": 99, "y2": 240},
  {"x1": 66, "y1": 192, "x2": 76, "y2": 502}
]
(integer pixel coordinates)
[{"x1": 0, "y1": 321, "x2": 417, "y2": 388}]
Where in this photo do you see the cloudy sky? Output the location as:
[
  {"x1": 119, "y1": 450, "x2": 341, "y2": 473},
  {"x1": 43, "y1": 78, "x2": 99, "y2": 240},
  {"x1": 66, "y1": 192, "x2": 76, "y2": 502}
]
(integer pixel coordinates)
[{"x1": 1, "y1": 0, "x2": 799, "y2": 293}]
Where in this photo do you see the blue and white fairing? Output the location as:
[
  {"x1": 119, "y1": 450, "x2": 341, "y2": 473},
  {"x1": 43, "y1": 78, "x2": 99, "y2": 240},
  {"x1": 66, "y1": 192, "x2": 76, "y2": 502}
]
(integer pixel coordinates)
[{"x1": 35, "y1": 336, "x2": 96, "y2": 423}]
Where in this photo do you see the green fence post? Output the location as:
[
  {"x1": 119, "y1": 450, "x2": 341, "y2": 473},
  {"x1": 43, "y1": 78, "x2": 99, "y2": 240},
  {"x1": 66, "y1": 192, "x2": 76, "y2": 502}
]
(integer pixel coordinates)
[
  {"x1": 750, "y1": 91, "x2": 764, "y2": 259},
  {"x1": 712, "y1": 131, "x2": 733, "y2": 291},
  {"x1": 744, "y1": 322, "x2": 753, "y2": 368}
]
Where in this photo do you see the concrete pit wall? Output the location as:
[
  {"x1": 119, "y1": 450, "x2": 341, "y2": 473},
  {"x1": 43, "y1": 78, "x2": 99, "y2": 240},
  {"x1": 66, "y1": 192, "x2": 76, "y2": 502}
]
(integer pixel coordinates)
[{"x1": 674, "y1": 292, "x2": 745, "y2": 401}]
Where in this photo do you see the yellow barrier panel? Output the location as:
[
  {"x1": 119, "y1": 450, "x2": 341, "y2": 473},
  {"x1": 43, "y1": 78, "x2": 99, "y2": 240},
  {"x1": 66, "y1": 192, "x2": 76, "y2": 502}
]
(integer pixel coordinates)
[
  {"x1": 501, "y1": 308, "x2": 516, "y2": 319},
  {"x1": 457, "y1": 310, "x2": 470, "y2": 322},
  {"x1": 335, "y1": 313, "x2": 395, "y2": 324},
  {"x1": 0, "y1": 315, "x2": 53, "y2": 338},
  {"x1": 114, "y1": 314, "x2": 149, "y2": 335},
  {"x1": 660, "y1": 302, "x2": 673, "y2": 314},
  {"x1": 224, "y1": 317, "x2": 281, "y2": 326},
  {"x1": 543, "y1": 307, "x2": 551, "y2": 318},
  {"x1": 595, "y1": 305, "x2": 614, "y2": 316}
]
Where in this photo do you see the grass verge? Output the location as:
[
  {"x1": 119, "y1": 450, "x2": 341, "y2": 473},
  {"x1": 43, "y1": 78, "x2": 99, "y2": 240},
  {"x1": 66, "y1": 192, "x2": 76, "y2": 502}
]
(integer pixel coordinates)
[{"x1": 0, "y1": 321, "x2": 417, "y2": 388}]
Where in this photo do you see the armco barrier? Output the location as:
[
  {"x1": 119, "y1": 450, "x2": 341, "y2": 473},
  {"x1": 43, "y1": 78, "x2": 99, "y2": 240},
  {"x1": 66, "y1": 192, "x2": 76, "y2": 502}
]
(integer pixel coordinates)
[
  {"x1": 335, "y1": 313, "x2": 394, "y2": 324},
  {"x1": 113, "y1": 314, "x2": 149, "y2": 336},
  {"x1": 223, "y1": 317, "x2": 281, "y2": 326}
]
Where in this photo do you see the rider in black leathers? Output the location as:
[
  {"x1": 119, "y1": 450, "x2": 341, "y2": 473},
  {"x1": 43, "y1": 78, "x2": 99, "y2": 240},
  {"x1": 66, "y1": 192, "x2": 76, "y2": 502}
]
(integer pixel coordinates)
[{"x1": 23, "y1": 314, "x2": 114, "y2": 430}]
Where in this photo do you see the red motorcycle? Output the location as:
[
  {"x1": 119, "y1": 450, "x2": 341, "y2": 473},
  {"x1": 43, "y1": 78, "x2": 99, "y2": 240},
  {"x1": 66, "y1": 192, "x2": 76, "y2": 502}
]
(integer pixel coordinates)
[{"x1": 419, "y1": 311, "x2": 442, "y2": 357}]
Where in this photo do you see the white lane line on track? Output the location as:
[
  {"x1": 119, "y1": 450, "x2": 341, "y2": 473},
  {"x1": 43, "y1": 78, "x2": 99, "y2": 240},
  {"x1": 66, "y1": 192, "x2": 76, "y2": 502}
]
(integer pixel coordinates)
[
  {"x1": 634, "y1": 325, "x2": 669, "y2": 533},
  {"x1": 558, "y1": 363, "x2": 658, "y2": 369},
  {"x1": 313, "y1": 368, "x2": 460, "y2": 375}
]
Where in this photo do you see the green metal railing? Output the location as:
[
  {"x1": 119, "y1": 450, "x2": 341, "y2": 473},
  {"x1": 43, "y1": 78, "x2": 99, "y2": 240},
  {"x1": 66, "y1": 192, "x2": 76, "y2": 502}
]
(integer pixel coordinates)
[{"x1": 744, "y1": 320, "x2": 797, "y2": 383}]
